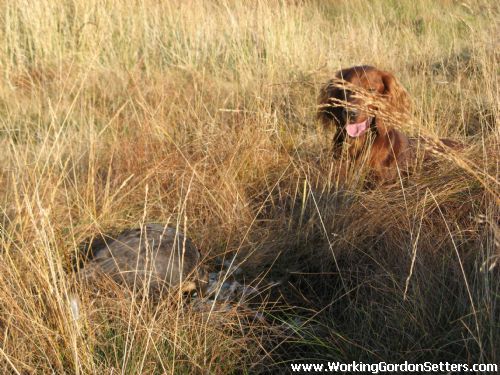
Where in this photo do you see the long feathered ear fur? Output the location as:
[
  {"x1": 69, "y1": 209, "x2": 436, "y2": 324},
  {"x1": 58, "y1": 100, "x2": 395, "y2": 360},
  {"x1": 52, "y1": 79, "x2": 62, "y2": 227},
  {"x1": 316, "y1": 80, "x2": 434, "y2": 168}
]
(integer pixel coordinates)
[
  {"x1": 381, "y1": 71, "x2": 411, "y2": 119},
  {"x1": 373, "y1": 70, "x2": 411, "y2": 137},
  {"x1": 317, "y1": 76, "x2": 345, "y2": 129},
  {"x1": 317, "y1": 75, "x2": 347, "y2": 149}
]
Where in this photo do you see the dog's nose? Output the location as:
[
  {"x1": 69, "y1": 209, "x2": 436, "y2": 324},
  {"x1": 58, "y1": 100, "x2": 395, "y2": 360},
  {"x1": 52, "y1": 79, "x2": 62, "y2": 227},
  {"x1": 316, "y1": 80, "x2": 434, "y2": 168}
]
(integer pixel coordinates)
[{"x1": 346, "y1": 108, "x2": 359, "y2": 120}]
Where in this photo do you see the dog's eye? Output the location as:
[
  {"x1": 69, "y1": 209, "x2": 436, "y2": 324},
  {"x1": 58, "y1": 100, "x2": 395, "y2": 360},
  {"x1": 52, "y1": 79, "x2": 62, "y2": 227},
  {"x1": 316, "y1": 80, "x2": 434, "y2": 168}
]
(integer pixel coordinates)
[{"x1": 368, "y1": 88, "x2": 377, "y2": 93}]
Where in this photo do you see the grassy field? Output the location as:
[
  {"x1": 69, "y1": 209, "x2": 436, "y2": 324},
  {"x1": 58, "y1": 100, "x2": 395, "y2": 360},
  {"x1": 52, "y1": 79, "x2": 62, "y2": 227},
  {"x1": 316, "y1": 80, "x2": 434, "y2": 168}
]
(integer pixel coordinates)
[{"x1": 0, "y1": 0, "x2": 498, "y2": 373}]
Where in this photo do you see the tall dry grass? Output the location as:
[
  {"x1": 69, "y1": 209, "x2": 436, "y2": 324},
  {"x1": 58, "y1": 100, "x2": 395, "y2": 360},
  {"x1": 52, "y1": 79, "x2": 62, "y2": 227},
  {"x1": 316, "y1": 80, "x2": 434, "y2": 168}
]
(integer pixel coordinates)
[{"x1": 0, "y1": 0, "x2": 498, "y2": 373}]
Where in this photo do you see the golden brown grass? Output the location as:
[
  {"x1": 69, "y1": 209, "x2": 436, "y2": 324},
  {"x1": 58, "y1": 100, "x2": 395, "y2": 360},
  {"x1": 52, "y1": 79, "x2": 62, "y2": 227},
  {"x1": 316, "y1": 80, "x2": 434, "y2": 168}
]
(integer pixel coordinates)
[{"x1": 0, "y1": 0, "x2": 498, "y2": 373}]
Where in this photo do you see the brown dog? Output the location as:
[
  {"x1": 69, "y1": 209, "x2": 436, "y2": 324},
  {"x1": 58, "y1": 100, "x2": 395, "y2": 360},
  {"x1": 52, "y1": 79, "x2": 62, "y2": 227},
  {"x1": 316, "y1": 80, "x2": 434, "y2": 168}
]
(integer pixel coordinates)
[
  {"x1": 317, "y1": 65, "x2": 414, "y2": 181},
  {"x1": 317, "y1": 65, "x2": 464, "y2": 183}
]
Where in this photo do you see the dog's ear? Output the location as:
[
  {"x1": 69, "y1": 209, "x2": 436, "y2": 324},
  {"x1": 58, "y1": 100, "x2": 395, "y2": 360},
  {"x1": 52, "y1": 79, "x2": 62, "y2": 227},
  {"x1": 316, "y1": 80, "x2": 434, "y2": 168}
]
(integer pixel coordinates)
[
  {"x1": 381, "y1": 71, "x2": 411, "y2": 116},
  {"x1": 317, "y1": 78, "x2": 346, "y2": 129},
  {"x1": 317, "y1": 79, "x2": 347, "y2": 151}
]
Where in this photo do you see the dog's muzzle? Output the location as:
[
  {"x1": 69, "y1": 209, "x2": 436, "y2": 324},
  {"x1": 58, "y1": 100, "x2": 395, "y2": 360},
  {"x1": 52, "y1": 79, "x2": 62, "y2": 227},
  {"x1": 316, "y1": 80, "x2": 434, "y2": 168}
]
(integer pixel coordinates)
[{"x1": 346, "y1": 117, "x2": 373, "y2": 138}]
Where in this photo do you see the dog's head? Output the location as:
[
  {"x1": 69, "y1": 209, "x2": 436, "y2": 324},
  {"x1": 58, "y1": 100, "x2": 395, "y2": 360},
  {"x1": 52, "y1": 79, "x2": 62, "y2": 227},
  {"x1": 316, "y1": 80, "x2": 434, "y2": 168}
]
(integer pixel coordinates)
[{"x1": 317, "y1": 65, "x2": 410, "y2": 148}]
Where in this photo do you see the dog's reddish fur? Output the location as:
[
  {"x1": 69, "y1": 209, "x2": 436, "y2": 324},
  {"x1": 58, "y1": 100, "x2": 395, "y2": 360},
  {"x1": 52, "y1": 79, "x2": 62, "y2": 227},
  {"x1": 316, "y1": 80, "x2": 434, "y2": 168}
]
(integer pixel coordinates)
[{"x1": 318, "y1": 65, "x2": 461, "y2": 182}]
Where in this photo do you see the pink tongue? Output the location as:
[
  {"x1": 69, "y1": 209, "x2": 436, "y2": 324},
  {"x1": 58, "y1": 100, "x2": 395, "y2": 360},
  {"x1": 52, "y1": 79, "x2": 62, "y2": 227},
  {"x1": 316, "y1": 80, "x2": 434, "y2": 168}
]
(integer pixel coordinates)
[{"x1": 346, "y1": 119, "x2": 370, "y2": 137}]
